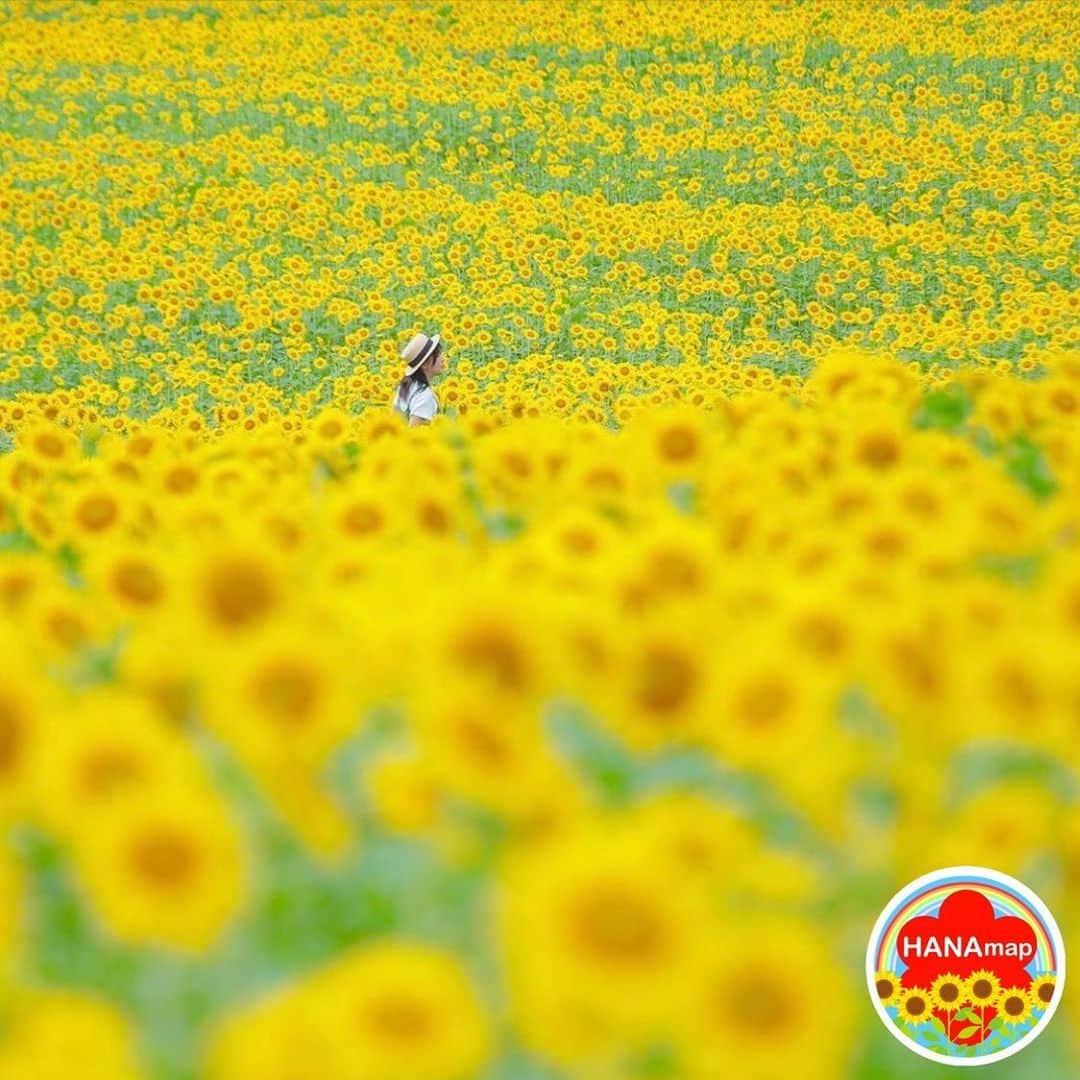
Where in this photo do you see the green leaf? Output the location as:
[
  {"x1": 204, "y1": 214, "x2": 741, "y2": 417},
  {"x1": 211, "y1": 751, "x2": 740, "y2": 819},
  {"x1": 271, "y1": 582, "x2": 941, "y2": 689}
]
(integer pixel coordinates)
[
  {"x1": 1003, "y1": 434, "x2": 1057, "y2": 500},
  {"x1": 666, "y1": 479, "x2": 698, "y2": 515},
  {"x1": 913, "y1": 384, "x2": 972, "y2": 431},
  {"x1": 930, "y1": 1015, "x2": 947, "y2": 1034},
  {"x1": 957, "y1": 1025, "x2": 981, "y2": 1038},
  {"x1": 955, "y1": 1007, "x2": 980, "y2": 1023}
]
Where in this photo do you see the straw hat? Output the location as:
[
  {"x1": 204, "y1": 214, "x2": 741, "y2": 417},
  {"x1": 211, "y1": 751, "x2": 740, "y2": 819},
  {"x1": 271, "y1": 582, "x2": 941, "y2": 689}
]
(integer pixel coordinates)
[{"x1": 401, "y1": 332, "x2": 441, "y2": 376}]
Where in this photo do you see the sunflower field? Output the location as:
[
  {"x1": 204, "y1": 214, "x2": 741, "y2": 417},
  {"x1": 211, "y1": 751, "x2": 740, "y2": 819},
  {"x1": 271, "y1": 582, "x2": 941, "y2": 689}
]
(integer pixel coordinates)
[{"x1": 1, "y1": 0, "x2": 1078, "y2": 1077}]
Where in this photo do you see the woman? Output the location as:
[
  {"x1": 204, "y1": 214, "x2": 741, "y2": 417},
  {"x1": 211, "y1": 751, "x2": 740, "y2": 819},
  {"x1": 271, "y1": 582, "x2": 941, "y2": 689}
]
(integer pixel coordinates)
[{"x1": 392, "y1": 331, "x2": 446, "y2": 426}]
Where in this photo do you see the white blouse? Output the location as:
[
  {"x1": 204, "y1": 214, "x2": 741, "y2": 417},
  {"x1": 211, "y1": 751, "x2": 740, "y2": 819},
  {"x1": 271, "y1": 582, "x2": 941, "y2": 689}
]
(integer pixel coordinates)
[{"x1": 392, "y1": 381, "x2": 438, "y2": 422}]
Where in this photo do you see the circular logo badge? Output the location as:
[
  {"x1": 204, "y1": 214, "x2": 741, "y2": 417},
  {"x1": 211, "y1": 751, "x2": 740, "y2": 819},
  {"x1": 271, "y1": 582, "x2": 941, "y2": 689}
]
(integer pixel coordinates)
[{"x1": 866, "y1": 866, "x2": 1065, "y2": 1066}]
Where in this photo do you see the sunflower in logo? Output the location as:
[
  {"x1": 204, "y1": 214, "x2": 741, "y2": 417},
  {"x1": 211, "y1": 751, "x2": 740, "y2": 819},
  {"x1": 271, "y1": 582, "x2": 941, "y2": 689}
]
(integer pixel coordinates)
[
  {"x1": 1029, "y1": 973, "x2": 1056, "y2": 1010},
  {"x1": 873, "y1": 970, "x2": 901, "y2": 1007},
  {"x1": 964, "y1": 969, "x2": 1002, "y2": 1007},
  {"x1": 896, "y1": 987, "x2": 932, "y2": 1028},
  {"x1": 929, "y1": 972, "x2": 964, "y2": 1011},
  {"x1": 997, "y1": 987, "x2": 1034, "y2": 1028},
  {"x1": 929, "y1": 972, "x2": 965, "y2": 1040}
]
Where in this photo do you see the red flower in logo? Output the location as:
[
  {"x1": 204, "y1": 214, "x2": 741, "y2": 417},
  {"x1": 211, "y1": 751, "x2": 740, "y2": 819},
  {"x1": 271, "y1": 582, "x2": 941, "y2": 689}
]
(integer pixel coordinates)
[{"x1": 897, "y1": 889, "x2": 1036, "y2": 1045}]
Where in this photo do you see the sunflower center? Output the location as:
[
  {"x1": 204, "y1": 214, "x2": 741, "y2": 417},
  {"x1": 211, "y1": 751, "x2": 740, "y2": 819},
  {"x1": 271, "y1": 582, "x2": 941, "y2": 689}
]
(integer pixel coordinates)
[
  {"x1": 1051, "y1": 389, "x2": 1076, "y2": 414},
  {"x1": 888, "y1": 637, "x2": 942, "y2": 698},
  {"x1": 735, "y1": 677, "x2": 793, "y2": 729},
  {"x1": 996, "y1": 663, "x2": 1041, "y2": 714},
  {"x1": 972, "y1": 979, "x2": 993, "y2": 1000},
  {"x1": 1003, "y1": 994, "x2": 1025, "y2": 1017},
  {"x1": 252, "y1": 663, "x2": 320, "y2": 725},
  {"x1": 450, "y1": 625, "x2": 529, "y2": 694},
  {"x1": 132, "y1": 830, "x2": 197, "y2": 888},
  {"x1": 586, "y1": 467, "x2": 623, "y2": 494},
  {"x1": 0, "y1": 699, "x2": 23, "y2": 774},
  {"x1": 865, "y1": 528, "x2": 907, "y2": 559},
  {"x1": 652, "y1": 551, "x2": 700, "y2": 591},
  {"x1": 636, "y1": 645, "x2": 695, "y2": 715},
  {"x1": 113, "y1": 560, "x2": 163, "y2": 606},
  {"x1": 454, "y1": 716, "x2": 509, "y2": 766},
  {"x1": 366, "y1": 995, "x2": 435, "y2": 1043},
  {"x1": 80, "y1": 749, "x2": 141, "y2": 796},
  {"x1": 1038, "y1": 982, "x2": 1054, "y2": 1003},
  {"x1": 906, "y1": 995, "x2": 927, "y2": 1017},
  {"x1": 50, "y1": 609, "x2": 88, "y2": 649},
  {"x1": 570, "y1": 885, "x2": 666, "y2": 967},
  {"x1": 902, "y1": 488, "x2": 940, "y2": 517},
  {"x1": 0, "y1": 572, "x2": 33, "y2": 611},
  {"x1": 205, "y1": 560, "x2": 275, "y2": 629},
  {"x1": 502, "y1": 452, "x2": 531, "y2": 478},
  {"x1": 34, "y1": 434, "x2": 64, "y2": 458},
  {"x1": 342, "y1": 504, "x2": 383, "y2": 536},
  {"x1": 164, "y1": 467, "x2": 198, "y2": 494},
  {"x1": 658, "y1": 426, "x2": 698, "y2": 462},
  {"x1": 857, "y1": 433, "x2": 900, "y2": 469},
  {"x1": 561, "y1": 527, "x2": 598, "y2": 555},
  {"x1": 419, "y1": 501, "x2": 450, "y2": 534},
  {"x1": 875, "y1": 978, "x2": 895, "y2": 999},
  {"x1": 738, "y1": 980, "x2": 799, "y2": 1036},
  {"x1": 938, "y1": 982, "x2": 960, "y2": 1004},
  {"x1": 76, "y1": 495, "x2": 118, "y2": 531},
  {"x1": 793, "y1": 614, "x2": 847, "y2": 659}
]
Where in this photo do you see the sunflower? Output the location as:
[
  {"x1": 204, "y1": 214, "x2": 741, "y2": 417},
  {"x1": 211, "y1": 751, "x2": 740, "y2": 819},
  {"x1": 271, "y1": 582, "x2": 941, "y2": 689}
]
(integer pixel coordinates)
[
  {"x1": 601, "y1": 615, "x2": 716, "y2": 753},
  {"x1": 93, "y1": 545, "x2": 170, "y2": 616},
  {"x1": 0, "y1": 988, "x2": 146, "y2": 1079},
  {"x1": 896, "y1": 987, "x2": 933, "y2": 1027},
  {"x1": 997, "y1": 987, "x2": 1035, "y2": 1027},
  {"x1": 438, "y1": 590, "x2": 544, "y2": 700},
  {"x1": 24, "y1": 581, "x2": 103, "y2": 659},
  {"x1": 318, "y1": 942, "x2": 494, "y2": 1080},
  {"x1": 184, "y1": 540, "x2": 286, "y2": 637},
  {"x1": 325, "y1": 482, "x2": 400, "y2": 545},
  {"x1": 19, "y1": 422, "x2": 79, "y2": 466},
  {"x1": 497, "y1": 818, "x2": 703, "y2": 1063},
  {"x1": 709, "y1": 633, "x2": 834, "y2": 778},
  {"x1": 631, "y1": 792, "x2": 757, "y2": 887},
  {"x1": 210, "y1": 941, "x2": 493, "y2": 1080},
  {"x1": 32, "y1": 689, "x2": 200, "y2": 836},
  {"x1": 873, "y1": 970, "x2": 901, "y2": 1007},
  {"x1": 930, "y1": 972, "x2": 965, "y2": 1011},
  {"x1": 965, "y1": 969, "x2": 1002, "y2": 1006},
  {"x1": 71, "y1": 787, "x2": 246, "y2": 952},
  {"x1": 309, "y1": 405, "x2": 350, "y2": 446},
  {"x1": 1029, "y1": 973, "x2": 1057, "y2": 1010},
  {"x1": 411, "y1": 678, "x2": 557, "y2": 819},
  {"x1": 627, "y1": 402, "x2": 717, "y2": 483},
  {"x1": 0, "y1": 553, "x2": 46, "y2": 618},
  {"x1": 201, "y1": 623, "x2": 359, "y2": 775},
  {"x1": 680, "y1": 913, "x2": 857, "y2": 1080},
  {"x1": 64, "y1": 482, "x2": 128, "y2": 542},
  {"x1": 205, "y1": 973, "x2": 353, "y2": 1080}
]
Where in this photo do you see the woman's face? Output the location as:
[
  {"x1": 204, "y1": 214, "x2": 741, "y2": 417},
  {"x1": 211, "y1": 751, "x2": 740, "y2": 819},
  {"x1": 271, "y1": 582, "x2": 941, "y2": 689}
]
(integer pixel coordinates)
[{"x1": 426, "y1": 348, "x2": 446, "y2": 376}]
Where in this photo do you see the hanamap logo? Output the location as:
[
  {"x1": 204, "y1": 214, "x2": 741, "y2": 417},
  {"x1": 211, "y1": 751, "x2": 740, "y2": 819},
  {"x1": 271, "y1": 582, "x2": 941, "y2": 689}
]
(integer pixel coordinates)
[{"x1": 866, "y1": 866, "x2": 1064, "y2": 1066}]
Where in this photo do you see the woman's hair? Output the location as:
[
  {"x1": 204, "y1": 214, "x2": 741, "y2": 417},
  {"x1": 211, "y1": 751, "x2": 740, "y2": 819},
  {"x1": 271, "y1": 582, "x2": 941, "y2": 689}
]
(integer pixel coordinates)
[
  {"x1": 395, "y1": 364, "x2": 430, "y2": 408},
  {"x1": 395, "y1": 342, "x2": 440, "y2": 407}
]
